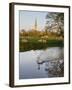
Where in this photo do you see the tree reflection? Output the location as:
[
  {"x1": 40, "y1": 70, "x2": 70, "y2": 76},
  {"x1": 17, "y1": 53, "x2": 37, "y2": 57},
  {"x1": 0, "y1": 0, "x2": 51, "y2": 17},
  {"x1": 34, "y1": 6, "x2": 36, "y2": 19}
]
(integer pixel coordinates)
[{"x1": 37, "y1": 60, "x2": 64, "y2": 77}]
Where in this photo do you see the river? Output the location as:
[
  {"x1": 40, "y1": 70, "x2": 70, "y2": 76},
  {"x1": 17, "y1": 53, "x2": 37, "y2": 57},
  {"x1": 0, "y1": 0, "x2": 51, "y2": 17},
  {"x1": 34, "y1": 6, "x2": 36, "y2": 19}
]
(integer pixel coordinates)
[{"x1": 19, "y1": 47, "x2": 64, "y2": 79}]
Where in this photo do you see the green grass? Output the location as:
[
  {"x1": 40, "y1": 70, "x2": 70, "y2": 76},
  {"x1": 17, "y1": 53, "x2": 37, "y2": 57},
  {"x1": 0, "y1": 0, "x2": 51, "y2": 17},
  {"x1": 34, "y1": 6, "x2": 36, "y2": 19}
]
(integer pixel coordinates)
[{"x1": 19, "y1": 39, "x2": 64, "y2": 52}]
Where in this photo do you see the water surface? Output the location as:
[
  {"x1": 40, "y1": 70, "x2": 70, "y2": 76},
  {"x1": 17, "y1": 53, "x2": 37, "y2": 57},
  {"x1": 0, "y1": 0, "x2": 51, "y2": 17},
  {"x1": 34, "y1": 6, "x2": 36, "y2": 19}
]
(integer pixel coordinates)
[{"x1": 19, "y1": 47, "x2": 64, "y2": 79}]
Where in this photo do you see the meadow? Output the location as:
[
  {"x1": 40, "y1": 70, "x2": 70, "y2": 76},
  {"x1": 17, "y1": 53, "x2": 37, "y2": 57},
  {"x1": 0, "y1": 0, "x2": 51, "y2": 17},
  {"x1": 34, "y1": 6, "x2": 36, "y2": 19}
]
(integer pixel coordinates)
[{"x1": 19, "y1": 30, "x2": 64, "y2": 52}]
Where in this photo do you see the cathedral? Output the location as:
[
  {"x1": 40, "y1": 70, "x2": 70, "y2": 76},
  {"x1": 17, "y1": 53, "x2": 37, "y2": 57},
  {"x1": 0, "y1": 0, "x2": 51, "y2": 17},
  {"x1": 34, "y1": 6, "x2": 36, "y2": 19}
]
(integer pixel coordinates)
[{"x1": 32, "y1": 18, "x2": 38, "y2": 31}]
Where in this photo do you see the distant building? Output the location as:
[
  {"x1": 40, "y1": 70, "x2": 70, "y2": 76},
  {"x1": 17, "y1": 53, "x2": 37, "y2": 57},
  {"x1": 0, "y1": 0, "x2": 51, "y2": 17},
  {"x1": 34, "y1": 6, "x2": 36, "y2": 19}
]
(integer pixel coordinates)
[
  {"x1": 32, "y1": 18, "x2": 38, "y2": 31},
  {"x1": 35, "y1": 18, "x2": 37, "y2": 31}
]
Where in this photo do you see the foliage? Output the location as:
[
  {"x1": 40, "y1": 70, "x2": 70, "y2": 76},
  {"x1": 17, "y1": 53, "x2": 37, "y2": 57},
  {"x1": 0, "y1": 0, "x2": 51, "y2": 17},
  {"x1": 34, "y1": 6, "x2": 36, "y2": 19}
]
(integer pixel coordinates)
[{"x1": 45, "y1": 12, "x2": 64, "y2": 36}]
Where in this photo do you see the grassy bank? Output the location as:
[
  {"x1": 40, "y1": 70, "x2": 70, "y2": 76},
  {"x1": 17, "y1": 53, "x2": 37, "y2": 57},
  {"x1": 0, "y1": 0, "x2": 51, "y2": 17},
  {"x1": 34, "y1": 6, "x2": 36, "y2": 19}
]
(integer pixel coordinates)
[{"x1": 19, "y1": 39, "x2": 64, "y2": 52}]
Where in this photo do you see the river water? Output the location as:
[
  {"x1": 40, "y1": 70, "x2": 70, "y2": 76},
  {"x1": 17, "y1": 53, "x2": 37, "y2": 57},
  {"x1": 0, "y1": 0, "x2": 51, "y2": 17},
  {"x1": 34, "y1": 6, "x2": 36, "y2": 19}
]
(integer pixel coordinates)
[{"x1": 19, "y1": 47, "x2": 64, "y2": 79}]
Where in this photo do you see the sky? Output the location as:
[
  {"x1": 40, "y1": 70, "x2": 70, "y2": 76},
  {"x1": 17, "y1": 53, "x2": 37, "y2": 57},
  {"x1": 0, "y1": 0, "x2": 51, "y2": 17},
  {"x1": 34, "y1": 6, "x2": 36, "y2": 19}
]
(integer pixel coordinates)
[{"x1": 19, "y1": 10, "x2": 48, "y2": 31}]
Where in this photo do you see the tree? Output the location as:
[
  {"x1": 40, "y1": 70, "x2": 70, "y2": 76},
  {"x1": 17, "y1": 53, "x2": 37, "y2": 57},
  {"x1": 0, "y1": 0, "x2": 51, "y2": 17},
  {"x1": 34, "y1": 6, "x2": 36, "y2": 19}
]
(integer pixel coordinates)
[{"x1": 45, "y1": 12, "x2": 64, "y2": 36}]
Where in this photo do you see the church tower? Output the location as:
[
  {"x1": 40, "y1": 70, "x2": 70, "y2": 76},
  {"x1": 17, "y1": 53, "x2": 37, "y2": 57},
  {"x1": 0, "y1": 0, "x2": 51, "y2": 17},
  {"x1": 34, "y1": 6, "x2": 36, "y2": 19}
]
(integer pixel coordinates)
[{"x1": 34, "y1": 18, "x2": 37, "y2": 31}]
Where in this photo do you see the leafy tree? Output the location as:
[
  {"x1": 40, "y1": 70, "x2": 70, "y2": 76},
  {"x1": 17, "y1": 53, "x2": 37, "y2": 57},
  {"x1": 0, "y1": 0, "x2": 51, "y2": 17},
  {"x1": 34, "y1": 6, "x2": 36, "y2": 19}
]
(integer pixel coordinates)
[{"x1": 45, "y1": 12, "x2": 64, "y2": 36}]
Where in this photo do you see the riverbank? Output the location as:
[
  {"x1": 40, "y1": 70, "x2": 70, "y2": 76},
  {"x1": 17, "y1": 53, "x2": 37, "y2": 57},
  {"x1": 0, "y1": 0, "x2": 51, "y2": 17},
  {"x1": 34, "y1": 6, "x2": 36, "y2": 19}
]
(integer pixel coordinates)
[{"x1": 19, "y1": 39, "x2": 64, "y2": 52}]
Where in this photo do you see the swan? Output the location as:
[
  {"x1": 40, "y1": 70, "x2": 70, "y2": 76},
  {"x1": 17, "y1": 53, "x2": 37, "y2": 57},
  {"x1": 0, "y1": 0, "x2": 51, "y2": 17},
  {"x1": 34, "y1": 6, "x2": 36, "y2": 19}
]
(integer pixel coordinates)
[{"x1": 37, "y1": 47, "x2": 64, "y2": 64}]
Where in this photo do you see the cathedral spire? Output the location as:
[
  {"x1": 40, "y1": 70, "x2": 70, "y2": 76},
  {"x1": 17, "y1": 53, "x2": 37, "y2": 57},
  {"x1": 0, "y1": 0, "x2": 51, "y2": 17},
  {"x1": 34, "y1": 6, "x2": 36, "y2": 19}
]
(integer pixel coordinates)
[{"x1": 35, "y1": 18, "x2": 37, "y2": 31}]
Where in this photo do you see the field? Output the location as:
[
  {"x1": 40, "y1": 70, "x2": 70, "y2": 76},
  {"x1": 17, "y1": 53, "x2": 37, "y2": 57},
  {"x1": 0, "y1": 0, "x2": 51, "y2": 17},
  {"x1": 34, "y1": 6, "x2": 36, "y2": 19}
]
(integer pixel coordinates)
[{"x1": 19, "y1": 31, "x2": 64, "y2": 52}]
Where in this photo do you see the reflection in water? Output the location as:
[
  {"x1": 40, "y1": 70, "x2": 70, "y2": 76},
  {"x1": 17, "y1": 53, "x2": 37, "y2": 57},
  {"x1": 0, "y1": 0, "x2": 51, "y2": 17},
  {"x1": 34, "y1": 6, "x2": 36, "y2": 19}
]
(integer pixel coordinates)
[
  {"x1": 37, "y1": 47, "x2": 64, "y2": 77},
  {"x1": 19, "y1": 47, "x2": 64, "y2": 79},
  {"x1": 38, "y1": 64, "x2": 40, "y2": 70},
  {"x1": 37, "y1": 60, "x2": 64, "y2": 77}
]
